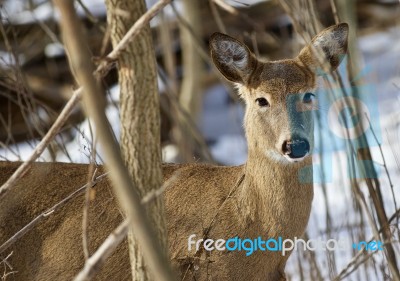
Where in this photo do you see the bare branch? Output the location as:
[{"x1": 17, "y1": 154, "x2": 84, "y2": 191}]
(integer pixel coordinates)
[
  {"x1": 73, "y1": 219, "x2": 130, "y2": 281},
  {"x1": 0, "y1": 173, "x2": 109, "y2": 255},
  {"x1": 73, "y1": 173, "x2": 178, "y2": 281},
  {"x1": 104, "y1": 0, "x2": 172, "y2": 62}
]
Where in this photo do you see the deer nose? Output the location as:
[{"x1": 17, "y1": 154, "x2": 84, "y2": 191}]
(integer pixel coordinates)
[{"x1": 282, "y1": 138, "x2": 310, "y2": 159}]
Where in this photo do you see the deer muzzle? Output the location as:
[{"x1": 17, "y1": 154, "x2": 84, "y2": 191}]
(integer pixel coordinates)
[{"x1": 282, "y1": 138, "x2": 310, "y2": 159}]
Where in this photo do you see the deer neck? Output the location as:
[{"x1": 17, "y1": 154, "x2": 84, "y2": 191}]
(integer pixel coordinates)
[{"x1": 237, "y1": 150, "x2": 314, "y2": 234}]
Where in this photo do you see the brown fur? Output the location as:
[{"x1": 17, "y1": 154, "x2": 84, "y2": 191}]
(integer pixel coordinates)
[{"x1": 0, "y1": 23, "x2": 348, "y2": 281}]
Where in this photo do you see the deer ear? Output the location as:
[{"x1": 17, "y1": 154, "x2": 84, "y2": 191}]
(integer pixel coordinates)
[
  {"x1": 298, "y1": 23, "x2": 349, "y2": 75},
  {"x1": 209, "y1": 32, "x2": 257, "y2": 84}
]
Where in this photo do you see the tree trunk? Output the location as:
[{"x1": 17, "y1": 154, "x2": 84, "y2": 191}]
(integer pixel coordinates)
[
  {"x1": 105, "y1": 0, "x2": 168, "y2": 280},
  {"x1": 174, "y1": 0, "x2": 204, "y2": 162}
]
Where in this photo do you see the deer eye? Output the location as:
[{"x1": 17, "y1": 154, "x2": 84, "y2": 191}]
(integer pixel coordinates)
[
  {"x1": 255, "y1": 97, "x2": 269, "y2": 107},
  {"x1": 303, "y1": 92, "x2": 315, "y2": 103}
]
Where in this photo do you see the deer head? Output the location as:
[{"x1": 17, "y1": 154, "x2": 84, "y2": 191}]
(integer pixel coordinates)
[{"x1": 210, "y1": 23, "x2": 349, "y2": 164}]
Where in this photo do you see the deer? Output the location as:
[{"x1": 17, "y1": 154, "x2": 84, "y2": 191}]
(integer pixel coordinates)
[{"x1": 0, "y1": 23, "x2": 348, "y2": 281}]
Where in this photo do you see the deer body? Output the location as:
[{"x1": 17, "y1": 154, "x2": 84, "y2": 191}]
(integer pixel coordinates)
[
  {"x1": 164, "y1": 159, "x2": 313, "y2": 280},
  {"x1": 0, "y1": 23, "x2": 348, "y2": 280}
]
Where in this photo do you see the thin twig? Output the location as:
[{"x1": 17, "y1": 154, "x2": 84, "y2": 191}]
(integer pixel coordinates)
[
  {"x1": 169, "y1": 2, "x2": 210, "y2": 62},
  {"x1": 76, "y1": 0, "x2": 106, "y2": 33},
  {"x1": 365, "y1": 113, "x2": 398, "y2": 223},
  {"x1": 334, "y1": 219, "x2": 400, "y2": 281},
  {"x1": 157, "y1": 66, "x2": 215, "y2": 162},
  {"x1": 180, "y1": 173, "x2": 245, "y2": 278},
  {"x1": 82, "y1": 165, "x2": 98, "y2": 261},
  {"x1": 73, "y1": 219, "x2": 130, "y2": 281},
  {"x1": 329, "y1": 0, "x2": 340, "y2": 24},
  {"x1": 0, "y1": 251, "x2": 16, "y2": 280},
  {"x1": 103, "y1": 0, "x2": 172, "y2": 62},
  {"x1": 141, "y1": 173, "x2": 178, "y2": 205},
  {"x1": 73, "y1": 173, "x2": 178, "y2": 281},
  {"x1": 0, "y1": 88, "x2": 82, "y2": 200},
  {"x1": 0, "y1": 172, "x2": 109, "y2": 254},
  {"x1": 209, "y1": 0, "x2": 227, "y2": 34}
]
